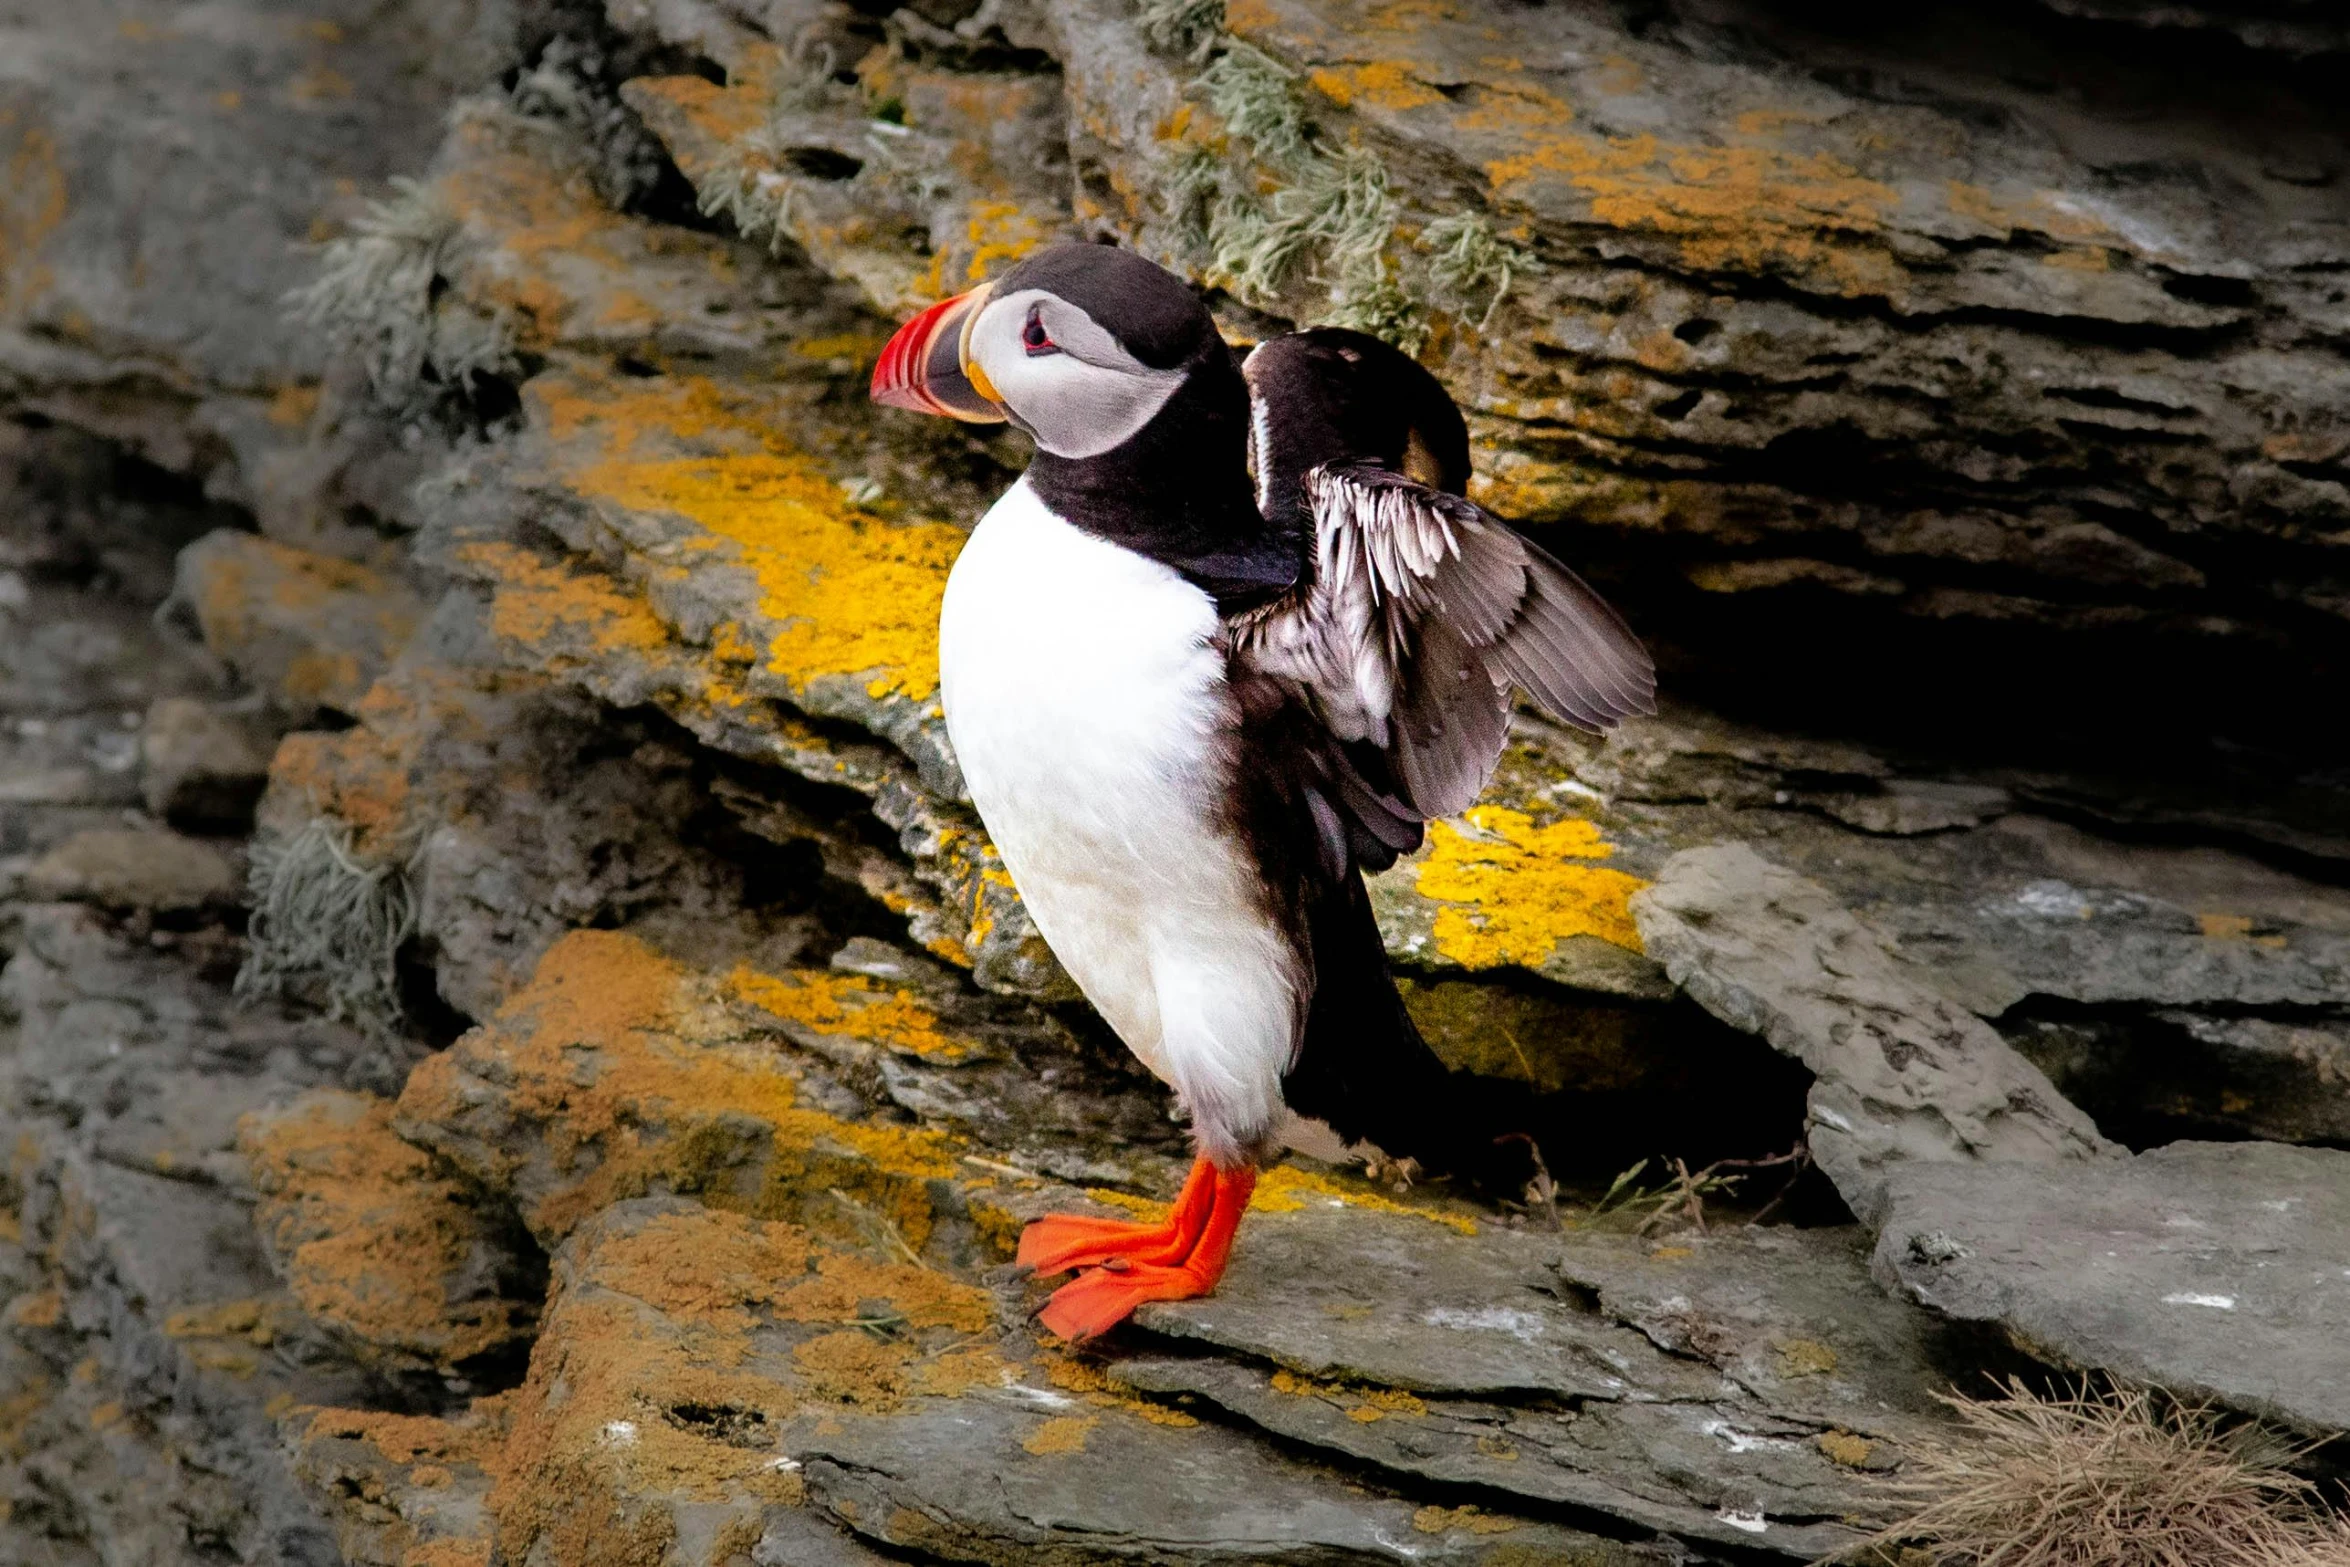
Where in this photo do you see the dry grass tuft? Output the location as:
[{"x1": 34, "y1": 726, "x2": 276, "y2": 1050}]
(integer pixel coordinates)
[{"x1": 1847, "y1": 1378, "x2": 2350, "y2": 1567}]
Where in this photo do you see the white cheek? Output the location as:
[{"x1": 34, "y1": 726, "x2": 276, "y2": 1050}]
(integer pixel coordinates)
[{"x1": 1000, "y1": 358, "x2": 1185, "y2": 458}]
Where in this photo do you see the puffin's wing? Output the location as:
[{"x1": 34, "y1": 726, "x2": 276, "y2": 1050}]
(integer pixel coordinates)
[{"x1": 1231, "y1": 460, "x2": 1656, "y2": 822}]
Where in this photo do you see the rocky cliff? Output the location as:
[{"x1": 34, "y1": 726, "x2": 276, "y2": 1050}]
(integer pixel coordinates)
[{"x1": 1, "y1": 0, "x2": 2346, "y2": 1561}]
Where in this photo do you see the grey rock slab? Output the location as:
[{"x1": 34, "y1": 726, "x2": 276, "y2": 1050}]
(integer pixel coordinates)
[
  {"x1": 1631, "y1": 843, "x2": 2117, "y2": 1224},
  {"x1": 1126, "y1": 1211, "x2": 1955, "y2": 1556},
  {"x1": 141, "y1": 697, "x2": 271, "y2": 829},
  {"x1": 1138, "y1": 1207, "x2": 1719, "y2": 1403},
  {"x1": 789, "y1": 1392, "x2": 1666, "y2": 1566},
  {"x1": 1115, "y1": 1355, "x2": 1867, "y2": 1559},
  {"x1": 1873, "y1": 1140, "x2": 2350, "y2": 1435},
  {"x1": 21, "y1": 827, "x2": 239, "y2": 911}
]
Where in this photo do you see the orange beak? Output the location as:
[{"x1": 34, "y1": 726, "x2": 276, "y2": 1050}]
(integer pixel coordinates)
[{"x1": 870, "y1": 284, "x2": 1006, "y2": 423}]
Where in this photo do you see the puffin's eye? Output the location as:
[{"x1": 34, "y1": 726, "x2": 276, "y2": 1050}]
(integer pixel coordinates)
[{"x1": 1021, "y1": 305, "x2": 1058, "y2": 357}]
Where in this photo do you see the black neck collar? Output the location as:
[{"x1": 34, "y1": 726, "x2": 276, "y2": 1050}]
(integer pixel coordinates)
[{"x1": 1024, "y1": 350, "x2": 1302, "y2": 611}]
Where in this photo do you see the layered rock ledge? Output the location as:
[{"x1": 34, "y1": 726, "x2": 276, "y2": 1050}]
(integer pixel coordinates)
[{"x1": 1, "y1": 0, "x2": 2346, "y2": 1560}]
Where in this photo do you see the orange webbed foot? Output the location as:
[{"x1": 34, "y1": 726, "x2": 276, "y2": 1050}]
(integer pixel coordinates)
[
  {"x1": 1030, "y1": 1160, "x2": 1256, "y2": 1341},
  {"x1": 1016, "y1": 1156, "x2": 1217, "y2": 1275}
]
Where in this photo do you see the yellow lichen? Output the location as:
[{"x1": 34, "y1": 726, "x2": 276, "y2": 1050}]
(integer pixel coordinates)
[
  {"x1": 530, "y1": 369, "x2": 964, "y2": 702},
  {"x1": 396, "y1": 931, "x2": 960, "y2": 1247},
  {"x1": 1250, "y1": 1163, "x2": 1479, "y2": 1235},
  {"x1": 1818, "y1": 1429, "x2": 1875, "y2": 1467},
  {"x1": 1307, "y1": 61, "x2": 1443, "y2": 112},
  {"x1": 459, "y1": 541, "x2": 672, "y2": 659},
  {"x1": 1415, "y1": 806, "x2": 1648, "y2": 968},
  {"x1": 1043, "y1": 1354, "x2": 1200, "y2": 1427},
  {"x1": 1021, "y1": 1414, "x2": 1098, "y2": 1455},
  {"x1": 1412, "y1": 1503, "x2": 1516, "y2": 1535},
  {"x1": 1774, "y1": 1337, "x2": 1838, "y2": 1378},
  {"x1": 724, "y1": 965, "x2": 966, "y2": 1059},
  {"x1": 1269, "y1": 1367, "x2": 1428, "y2": 1421}
]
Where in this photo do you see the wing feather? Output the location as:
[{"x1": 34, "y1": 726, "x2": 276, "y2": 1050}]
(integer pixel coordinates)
[{"x1": 1230, "y1": 460, "x2": 1656, "y2": 827}]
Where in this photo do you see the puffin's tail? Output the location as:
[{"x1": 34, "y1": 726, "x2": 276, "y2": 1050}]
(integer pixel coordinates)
[{"x1": 1278, "y1": 873, "x2": 1531, "y2": 1190}]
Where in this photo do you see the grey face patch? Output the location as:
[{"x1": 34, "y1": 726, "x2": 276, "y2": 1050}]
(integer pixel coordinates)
[{"x1": 966, "y1": 287, "x2": 1187, "y2": 459}]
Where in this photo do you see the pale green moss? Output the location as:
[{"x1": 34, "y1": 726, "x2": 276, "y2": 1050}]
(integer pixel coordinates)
[
  {"x1": 236, "y1": 816, "x2": 416, "y2": 1039},
  {"x1": 286, "y1": 177, "x2": 516, "y2": 416},
  {"x1": 1423, "y1": 212, "x2": 1538, "y2": 327},
  {"x1": 1175, "y1": 39, "x2": 1425, "y2": 349},
  {"x1": 1137, "y1": 0, "x2": 1226, "y2": 62}
]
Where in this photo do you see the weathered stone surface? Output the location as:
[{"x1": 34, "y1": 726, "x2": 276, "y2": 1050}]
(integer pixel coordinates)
[
  {"x1": 1631, "y1": 842, "x2": 2117, "y2": 1221},
  {"x1": 791, "y1": 1392, "x2": 1661, "y2": 1567},
  {"x1": 241, "y1": 1088, "x2": 539, "y2": 1373},
  {"x1": 18, "y1": 826, "x2": 240, "y2": 912},
  {"x1": 176, "y1": 530, "x2": 426, "y2": 720},
  {"x1": 9, "y1": 0, "x2": 2350, "y2": 1556},
  {"x1": 1874, "y1": 1141, "x2": 2350, "y2": 1436},
  {"x1": 142, "y1": 696, "x2": 272, "y2": 829},
  {"x1": 1125, "y1": 1204, "x2": 1952, "y2": 1556}
]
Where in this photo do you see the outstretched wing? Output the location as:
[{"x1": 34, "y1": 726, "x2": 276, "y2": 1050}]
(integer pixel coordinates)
[{"x1": 1229, "y1": 460, "x2": 1656, "y2": 830}]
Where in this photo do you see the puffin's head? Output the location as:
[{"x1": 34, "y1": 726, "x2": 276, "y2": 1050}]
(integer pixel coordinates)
[{"x1": 870, "y1": 244, "x2": 1220, "y2": 459}]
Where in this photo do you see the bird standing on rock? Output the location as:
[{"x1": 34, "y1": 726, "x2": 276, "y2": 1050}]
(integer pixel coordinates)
[{"x1": 871, "y1": 245, "x2": 1655, "y2": 1339}]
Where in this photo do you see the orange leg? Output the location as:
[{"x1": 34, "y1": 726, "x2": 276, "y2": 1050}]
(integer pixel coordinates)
[
  {"x1": 1015, "y1": 1155, "x2": 1219, "y2": 1276},
  {"x1": 1032, "y1": 1163, "x2": 1258, "y2": 1341}
]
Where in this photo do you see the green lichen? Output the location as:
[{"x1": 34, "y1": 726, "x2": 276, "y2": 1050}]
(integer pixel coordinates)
[
  {"x1": 508, "y1": 37, "x2": 675, "y2": 213},
  {"x1": 1137, "y1": 0, "x2": 1226, "y2": 62},
  {"x1": 285, "y1": 177, "x2": 516, "y2": 417},
  {"x1": 1198, "y1": 43, "x2": 1312, "y2": 172},
  {"x1": 1172, "y1": 39, "x2": 1425, "y2": 350},
  {"x1": 236, "y1": 816, "x2": 416, "y2": 1040},
  {"x1": 1423, "y1": 212, "x2": 1538, "y2": 327}
]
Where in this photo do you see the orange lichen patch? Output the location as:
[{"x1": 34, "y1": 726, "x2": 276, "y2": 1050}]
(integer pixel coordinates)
[
  {"x1": 775, "y1": 1251, "x2": 994, "y2": 1335},
  {"x1": 266, "y1": 382, "x2": 322, "y2": 429},
  {"x1": 631, "y1": 70, "x2": 771, "y2": 153},
  {"x1": 794, "y1": 1330, "x2": 915, "y2": 1408},
  {"x1": 302, "y1": 1397, "x2": 516, "y2": 1472},
  {"x1": 162, "y1": 1297, "x2": 301, "y2": 1347},
  {"x1": 408, "y1": 1541, "x2": 494, "y2": 1567},
  {"x1": 396, "y1": 931, "x2": 960, "y2": 1246},
  {"x1": 1269, "y1": 1367, "x2": 1428, "y2": 1422},
  {"x1": 1042, "y1": 1354, "x2": 1200, "y2": 1428},
  {"x1": 2196, "y1": 912, "x2": 2287, "y2": 948},
  {"x1": 436, "y1": 121, "x2": 692, "y2": 348},
  {"x1": 531, "y1": 369, "x2": 963, "y2": 703},
  {"x1": 1412, "y1": 1504, "x2": 1516, "y2": 1535},
  {"x1": 1307, "y1": 62, "x2": 1443, "y2": 112},
  {"x1": 458, "y1": 541, "x2": 672, "y2": 659},
  {"x1": 1250, "y1": 1162, "x2": 1479, "y2": 1236},
  {"x1": 1775, "y1": 1337, "x2": 1839, "y2": 1378},
  {"x1": 0, "y1": 112, "x2": 68, "y2": 315},
  {"x1": 488, "y1": 1213, "x2": 806, "y2": 1566},
  {"x1": 1416, "y1": 806, "x2": 1649, "y2": 967},
  {"x1": 951, "y1": 199, "x2": 1050, "y2": 287},
  {"x1": 179, "y1": 532, "x2": 422, "y2": 713},
  {"x1": 1021, "y1": 1414, "x2": 1098, "y2": 1455},
  {"x1": 240, "y1": 1091, "x2": 532, "y2": 1369},
  {"x1": 1432, "y1": 72, "x2": 1900, "y2": 295},
  {"x1": 724, "y1": 965, "x2": 966, "y2": 1060},
  {"x1": 4, "y1": 1288, "x2": 61, "y2": 1328},
  {"x1": 1818, "y1": 1430, "x2": 1875, "y2": 1467},
  {"x1": 265, "y1": 720, "x2": 415, "y2": 858}
]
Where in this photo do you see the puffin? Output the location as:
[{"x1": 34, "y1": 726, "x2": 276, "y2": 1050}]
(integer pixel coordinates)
[{"x1": 870, "y1": 244, "x2": 1655, "y2": 1339}]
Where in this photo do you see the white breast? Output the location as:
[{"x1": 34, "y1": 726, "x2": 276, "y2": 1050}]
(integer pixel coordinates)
[{"x1": 938, "y1": 478, "x2": 1300, "y2": 1162}]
